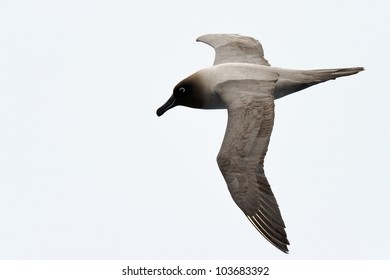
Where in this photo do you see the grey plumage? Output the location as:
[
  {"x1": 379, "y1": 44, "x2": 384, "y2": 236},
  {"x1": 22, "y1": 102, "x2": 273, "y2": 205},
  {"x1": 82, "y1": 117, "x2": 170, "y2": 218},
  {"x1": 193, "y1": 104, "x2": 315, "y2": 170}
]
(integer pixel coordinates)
[
  {"x1": 197, "y1": 34, "x2": 270, "y2": 66},
  {"x1": 215, "y1": 79, "x2": 289, "y2": 252},
  {"x1": 156, "y1": 34, "x2": 363, "y2": 253}
]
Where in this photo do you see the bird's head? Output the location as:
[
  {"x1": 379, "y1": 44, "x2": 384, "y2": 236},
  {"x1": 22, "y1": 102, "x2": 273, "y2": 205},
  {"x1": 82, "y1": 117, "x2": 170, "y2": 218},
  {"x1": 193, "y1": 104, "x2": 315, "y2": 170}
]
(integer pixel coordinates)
[{"x1": 156, "y1": 74, "x2": 208, "y2": 117}]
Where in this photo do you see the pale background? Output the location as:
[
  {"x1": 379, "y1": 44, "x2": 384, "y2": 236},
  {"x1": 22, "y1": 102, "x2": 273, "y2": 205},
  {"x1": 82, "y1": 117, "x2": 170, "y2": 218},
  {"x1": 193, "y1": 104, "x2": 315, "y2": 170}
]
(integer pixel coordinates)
[{"x1": 0, "y1": 0, "x2": 389, "y2": 259}]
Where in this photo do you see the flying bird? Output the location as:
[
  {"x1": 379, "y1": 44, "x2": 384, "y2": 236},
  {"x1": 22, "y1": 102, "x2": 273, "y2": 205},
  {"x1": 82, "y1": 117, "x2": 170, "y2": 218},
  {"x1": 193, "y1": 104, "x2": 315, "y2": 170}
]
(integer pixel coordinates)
[{"x1": 156, "y1": 34, "x2": 363, "y2": 253}]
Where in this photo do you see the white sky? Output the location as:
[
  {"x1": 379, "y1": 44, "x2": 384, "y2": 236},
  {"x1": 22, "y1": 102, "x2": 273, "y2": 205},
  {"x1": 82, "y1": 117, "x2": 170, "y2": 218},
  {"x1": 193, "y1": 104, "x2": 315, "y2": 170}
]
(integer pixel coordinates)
[{"x1": 0, "y1": 0, "x2": 389, "y2": 259}]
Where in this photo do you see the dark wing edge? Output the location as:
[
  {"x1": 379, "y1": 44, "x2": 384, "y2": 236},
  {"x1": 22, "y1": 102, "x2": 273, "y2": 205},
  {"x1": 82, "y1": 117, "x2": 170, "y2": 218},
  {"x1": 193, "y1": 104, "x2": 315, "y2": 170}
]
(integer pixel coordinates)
[
  {"x1": 215, "y1": 79, "x2": 289, "y2": 253},
  {"x1": 196, "y1": 34, "x2": 271, "y2": 66}
]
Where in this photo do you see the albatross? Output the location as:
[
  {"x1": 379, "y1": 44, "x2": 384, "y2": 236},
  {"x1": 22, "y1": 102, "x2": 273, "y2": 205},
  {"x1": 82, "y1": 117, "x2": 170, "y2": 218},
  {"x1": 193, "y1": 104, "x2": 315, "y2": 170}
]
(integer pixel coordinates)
[{"x1": 156, "y1": 34, "x2": 363, "y2": 253}]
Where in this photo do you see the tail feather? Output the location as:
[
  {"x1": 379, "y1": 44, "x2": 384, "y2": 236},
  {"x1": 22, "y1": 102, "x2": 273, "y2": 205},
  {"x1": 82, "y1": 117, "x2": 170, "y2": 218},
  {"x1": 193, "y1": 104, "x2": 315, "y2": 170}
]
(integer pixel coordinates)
[
  {"x1": 274, "y1": 67, "x2": 364, "y2": 99},
  {"x1": 309, "y1": 67, "x2": 364, "y2": 81}
]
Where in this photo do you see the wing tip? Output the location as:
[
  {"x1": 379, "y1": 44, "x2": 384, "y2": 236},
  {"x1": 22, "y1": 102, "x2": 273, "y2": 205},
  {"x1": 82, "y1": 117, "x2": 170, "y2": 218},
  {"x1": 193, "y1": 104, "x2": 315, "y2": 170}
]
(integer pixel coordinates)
[
  {"x1": 196, "y1": 33, "x2": 240, "y2": 41},
  {"x1": 247, "y1": 215, "x2": 290, "y2": 254},
  {"x1": 195, "y1": 33, "x2": 271, "y2": 66}
]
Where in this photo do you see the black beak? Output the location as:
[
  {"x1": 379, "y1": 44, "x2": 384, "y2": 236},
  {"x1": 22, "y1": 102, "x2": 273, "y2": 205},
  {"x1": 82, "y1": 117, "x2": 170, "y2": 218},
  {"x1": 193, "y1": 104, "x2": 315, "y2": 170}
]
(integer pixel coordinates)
[{"x1": 156, "y1": 95, "x2": 177, "y2": 117}]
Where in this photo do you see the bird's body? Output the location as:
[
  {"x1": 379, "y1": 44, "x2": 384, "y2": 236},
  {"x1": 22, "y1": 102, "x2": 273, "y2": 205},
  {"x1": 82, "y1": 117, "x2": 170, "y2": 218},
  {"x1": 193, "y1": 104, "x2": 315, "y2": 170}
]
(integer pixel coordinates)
[
  {"x1": 156, "y1": 34, "x2": 363, "y2": 253},
  {"x1": 181, "y1": 63, "x2": 363, "y2": 109}
]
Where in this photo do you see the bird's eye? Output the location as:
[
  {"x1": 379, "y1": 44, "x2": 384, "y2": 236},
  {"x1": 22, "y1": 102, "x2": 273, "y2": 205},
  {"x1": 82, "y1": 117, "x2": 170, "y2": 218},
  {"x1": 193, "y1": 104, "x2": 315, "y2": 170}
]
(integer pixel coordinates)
[{"x1": 179, "y1": 87, "x2": 186, "y2": 93}]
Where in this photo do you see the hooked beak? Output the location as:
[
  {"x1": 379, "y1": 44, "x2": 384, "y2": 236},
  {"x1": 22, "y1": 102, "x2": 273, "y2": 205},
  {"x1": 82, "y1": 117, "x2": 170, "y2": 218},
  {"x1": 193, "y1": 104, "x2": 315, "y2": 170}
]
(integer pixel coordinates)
[{"x1": 156, "y1": 95, "x2": 177, "y2": 117}]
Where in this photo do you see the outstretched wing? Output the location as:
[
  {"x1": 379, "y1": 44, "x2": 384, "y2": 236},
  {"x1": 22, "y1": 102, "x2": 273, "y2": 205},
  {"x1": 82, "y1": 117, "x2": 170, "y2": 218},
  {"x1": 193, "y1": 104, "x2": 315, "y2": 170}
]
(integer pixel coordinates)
[
  {"x1": 215, "y1": 79, "x2": 289, "y2": 253},
  {"x1": 197, "y1": 34, "x2": 271, "y2": 66}
]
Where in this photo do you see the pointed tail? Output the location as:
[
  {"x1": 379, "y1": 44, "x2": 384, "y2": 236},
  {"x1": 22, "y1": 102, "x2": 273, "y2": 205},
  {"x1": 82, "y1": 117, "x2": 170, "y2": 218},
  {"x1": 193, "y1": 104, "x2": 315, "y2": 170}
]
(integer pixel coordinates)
[
  {"x1": 308, "y1": 67, "x2": 364, "y2": 80},
  {"x1": 274, "y1": 67, "x2": 364, "y2": 99}
]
